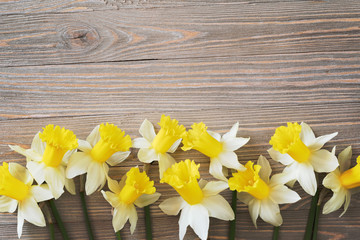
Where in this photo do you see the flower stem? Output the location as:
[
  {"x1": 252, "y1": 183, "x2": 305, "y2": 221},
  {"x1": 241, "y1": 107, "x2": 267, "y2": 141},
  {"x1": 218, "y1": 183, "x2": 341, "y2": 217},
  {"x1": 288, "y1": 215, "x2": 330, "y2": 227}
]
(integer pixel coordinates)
[
  {"x1": 304, "y1": 189, "x2": 320, "y2": 240},
  {"x1": 272, "y1": 226, "x2": 279, "y2": 240},
  {"x1": 229, "y1": 190, "x2": 237, "y2": 240},
  {"x1": 49, "y1": 223, "x2": 55, "y2": 240},
  {"x1": 48, "y1": 199, "x2": 70, "y2": 240},
  {"x1": 116, "y1": 231, "x2": 122, "y2": 240},
  {"x1": 143, "y1": 163, "x2": 153, "y2": 240},
  {"x1": 144, "y1": 205, "x2": 153, "y2": 240},
  {"x1": 40, "y1": 202, "x2": 55, "y2": 240},
  {"x1": 80, "y1": 174, "x2": 95, "y2": 240}
]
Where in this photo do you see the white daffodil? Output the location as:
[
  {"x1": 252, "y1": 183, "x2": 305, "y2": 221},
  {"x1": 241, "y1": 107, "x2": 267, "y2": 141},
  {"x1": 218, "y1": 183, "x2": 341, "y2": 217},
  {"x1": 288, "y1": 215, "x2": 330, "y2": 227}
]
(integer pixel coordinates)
[
  {"x1": 66, "y1": 123, "x2": 132, "y2": 195},
  {"x1": 133, "y1": 115, "x2": 186, "y2": 179},
  {"x1": 0, "y1": 162, "x2": 53, "y2": 238},
  {"x1": 101, "y1": 167, "x2": 160, "y2": 234},
  {"x1": 268, "y1": 122, "x2": 338, "y2": 196},
  {"x1": 323, "y1": 146, "x2": 360, "y2": 216},
  {"x1": 228, "y1": 156, "x2": 300, "y2": 227},
  {"x1": 182, "y1": 122, "x2": 249, "y2": 181},
  {"x1": 159, "y1": 159, "x2": 234, "y2": 240},
  {"x1": 9, "y1": 124, "x2": 78, "y2": 199}
]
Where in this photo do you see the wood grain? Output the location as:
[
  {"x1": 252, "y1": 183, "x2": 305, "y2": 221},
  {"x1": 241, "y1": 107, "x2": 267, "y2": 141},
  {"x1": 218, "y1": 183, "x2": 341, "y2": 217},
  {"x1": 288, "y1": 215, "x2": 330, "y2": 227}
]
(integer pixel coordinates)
[{"x1": 1, "y1": 0, "x2": 360, "y2": 239}]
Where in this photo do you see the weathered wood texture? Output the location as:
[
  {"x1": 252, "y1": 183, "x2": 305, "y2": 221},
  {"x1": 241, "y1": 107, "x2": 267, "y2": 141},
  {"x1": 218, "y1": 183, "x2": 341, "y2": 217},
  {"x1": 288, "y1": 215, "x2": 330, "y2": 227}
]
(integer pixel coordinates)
[{"x1": 1, "y1": 0, "x2": 360, "y2": 239}]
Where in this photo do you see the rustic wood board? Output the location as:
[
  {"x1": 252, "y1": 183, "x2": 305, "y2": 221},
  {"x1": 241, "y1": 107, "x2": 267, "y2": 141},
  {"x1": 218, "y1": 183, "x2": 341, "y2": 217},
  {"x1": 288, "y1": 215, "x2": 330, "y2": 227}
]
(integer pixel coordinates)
[{"x1": 1, "y1": 0, "x2": 360, "y2": 239}]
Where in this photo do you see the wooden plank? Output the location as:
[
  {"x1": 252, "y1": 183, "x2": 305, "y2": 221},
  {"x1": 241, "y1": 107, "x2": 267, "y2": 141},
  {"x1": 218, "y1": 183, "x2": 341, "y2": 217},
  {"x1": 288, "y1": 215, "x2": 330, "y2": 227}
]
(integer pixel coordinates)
[{"x1": 1, "y1": 2, "x2": 360, "y2": 66}]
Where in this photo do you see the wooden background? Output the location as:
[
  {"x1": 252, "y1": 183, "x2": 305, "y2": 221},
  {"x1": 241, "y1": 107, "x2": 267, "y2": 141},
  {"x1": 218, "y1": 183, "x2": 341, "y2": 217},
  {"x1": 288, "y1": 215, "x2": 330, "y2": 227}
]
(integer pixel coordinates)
[{"x1": 1, "y1": 0, "x2": 360, "y2": 239}]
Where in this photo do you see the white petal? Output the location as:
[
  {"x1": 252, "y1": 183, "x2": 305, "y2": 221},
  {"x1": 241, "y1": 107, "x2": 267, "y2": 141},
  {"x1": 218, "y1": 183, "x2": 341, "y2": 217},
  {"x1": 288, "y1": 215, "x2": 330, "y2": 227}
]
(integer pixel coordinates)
[
  {"x1": 179, "y1": 205, "x2": 191, "y2": 240},
  {"x1": 201, "y1": 195, "x2": 234, "y2": 220},
  {"x1": 340, "y1": 191, "x2": 351, "y2": 217},
  {"x1": 217, "y1": 151, "x2": 242, "y2": 170},
  {"x1": 19, "y1": 197, "x2": 46, "y2": 227},
  {"x1": 134, "y1": 193, "x2": 161, "y2": 208},
  {"x1": 223, "y1": 137, "x2": 250, "y2": 152},
  {"x1": 269, "y1": 185, "x2": 300, "y2": 204},
  {"x1": 133, "y1": 138, "x2": 151, "y2": 149},
  {"x1": 308, "y1": 132, "x2": 338, "y2": 151},
  {"x1": 62, "y1": 149, "x2": 76, "y2": 164},
  {"x1": 237, "y1": 192, "x2": 253, "y2": 205},
  {"x1": 188, "y1": 204, "x2": 209, "y2": 240},
  {"x1": 167, "y1": 138, "x2": 182, "y2": 153},
  {"x1": 128, "y1": 204, "x2": 138, "y2": 234},
  {"x1": 310, "y1": 149, "x2": 339, "y2": 173},
  {"x1": 31, "y1": 133, "x2": 45, "y2": 155},
  {"x1": 9, "y1": 162, "x2": 33, "y2": 185},
  {"x1": 323, "y1": 171, "x2": 341, "y2": 191},
  {"x1": 8, "y1": 145, "x2": 27, "y2": 158},
  {"x1": 323, "y1": 188, "x2": 347, "y2": 214},
  {"x1": 44, "y1": 167, "x2": 65, "y2": 199},
  {"x1": 31, "y1": 185, "x2": 53, "y2": 202},
  {"x1": 65, "y1": 178, "x2": 76, "y2": 195},
  {"x1": 270, "y1": 163, "x2": 298, "y2": 186},
  {"x1": 78, "y1": 139, "x2": 92, "y2": 152},
  {"x1": 267, "y1": 148, "x2": 294, "y2": 165},
  {"x1": 138, "y1": 148, "x2": 158, "y2": 163},
  {"x1": 85, "y1": 162, "x2": 107, "y2": 195},
  {"x1": 257, "y1": 155, "x2": 271, "y2": 184},
  {"x1": 209, "y1": 158, "x2": 227, "y2": 181},
  {"x1": 26, "y1": 161, "x2": 45, "y2": 185},
  {"x1": 207, "y1": 130, "x2": 221, "y2": 142},
  {"x1": 66, "y1": 152, "x2": 92, "y2": 179},
  {"x1": 198, "y1": 179, "x2": 208, "y2": 189},
  {"x1": 297, "y1": 163, "x2": 317, "y2": 196},
  {"x1": 299, "y1": 122, "x2": 316, "y2": 146},
  {"x1": 338, "y1": 146, "x2": 352, "y2": 172},
  {"x1": 159, "y1": 197, "x2": 185, "y2": 216},
  {"x1": 101, "y1": 191, "x2": 120, "y2": 208},
  {"x1": 0, "y1": 196, "x2": 18, "y2": 213},
  {"x1": 159, "y1": 153, "x2": 176, "y2": 179},
  {"x1": 112, "y1": 203, "x2": 129, "y2": 232},
  {"x1": 9, "y1": 145, "x2": 42, "y2": 162},
  {"x1": 202, "y1": 181, "x2": 229, "y2": 197},
  {"x1": 86, "y1": 125, "x2": 101, "y2": 147},
  {"x1": 259, "y1": 198, "x2": 282, "y2": 226},
  {"x1": 107, "y1": 177, "x2": 122, "y2": 194},
  {"x1": 248, "y1": 199, "x2": 260, "y2": 228},
  {"x1": 222, "y1": 122, "x2": 239, "y2": 140},
  {"x1": 107, "y1": 151, "x2": 130, "y2": 166},
  {"x1": 139, "y1": 119, "x2": 156, "y2": 142},
  {"x1": 17, "y1": 213, "x2": 24, "y2": 238}
]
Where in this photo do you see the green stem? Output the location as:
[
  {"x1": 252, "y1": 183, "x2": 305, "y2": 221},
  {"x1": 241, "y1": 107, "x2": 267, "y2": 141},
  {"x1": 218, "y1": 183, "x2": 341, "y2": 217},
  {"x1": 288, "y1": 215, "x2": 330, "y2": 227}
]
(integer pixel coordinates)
[
  {"x1": 303, "y1": 189, "x2": 320, "y2": 240},
  {"x1": 116, "y1": 231, "x2": 122, "y2": 240},
  {"x1": 49, "y1": 223, "x2": 55, "y2": 240},
  {"x1": 144, "y1": 205, "x2": 153, "y2": 240},
  {"x1": 80, "y1": 191, "x2": 95, "y2": 240},
  {"x1": 272, "y1": 226, "x2": 280, "y2": 240},
  {"x1": 48, "y1": 199, "x2": 70, "y2": 240},
  {"x1": 312, "y1": 203, "x2": 320, "y2": 240},
  {"x1": 229, "y1": 190, "x2": 237, "y2": 240}
]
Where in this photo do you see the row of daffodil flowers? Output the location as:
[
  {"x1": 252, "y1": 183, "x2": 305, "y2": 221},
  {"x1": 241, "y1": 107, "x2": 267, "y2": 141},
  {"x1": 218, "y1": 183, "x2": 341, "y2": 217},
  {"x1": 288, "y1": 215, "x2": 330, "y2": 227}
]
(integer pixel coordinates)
[{"x1": 1, "y1": 115, "x2": 359, "y2": 239}]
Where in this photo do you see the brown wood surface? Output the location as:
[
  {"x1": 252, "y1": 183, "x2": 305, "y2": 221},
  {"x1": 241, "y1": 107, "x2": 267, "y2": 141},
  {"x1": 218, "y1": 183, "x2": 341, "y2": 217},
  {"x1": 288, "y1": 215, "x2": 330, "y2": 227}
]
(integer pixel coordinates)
[{"x1": 1, "y1": 0, "x2": 360, "y2": 239}]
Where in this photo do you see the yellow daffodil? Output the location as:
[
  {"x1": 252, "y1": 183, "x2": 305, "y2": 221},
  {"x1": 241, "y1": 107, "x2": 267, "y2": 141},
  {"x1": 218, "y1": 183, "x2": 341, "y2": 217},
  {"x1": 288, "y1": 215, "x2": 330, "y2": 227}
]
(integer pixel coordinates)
[
  {"x1": 268, "y1": 122, "x2": 338, "y2": 196},
  {"x1": 133, "y1": 115, "x2": 186, "y2": 178},
  {"x1": 228, "y1": 156, "x2": 300, "y2": 227},
  {"x1": 101, "y1": 167, "x2": 160, "y2": 233},
  {"x1": 0, "y1": 162, "x2": 53, "y2": 238},
  {"x1": 66, "y1": 123, "x2": 132, "y2": 195},
  {"x1": 182, "y1": 122, "x2": 249, "y2": 181},
  {"x1": 323, "y1": 146, "x2": 360, "y2": 216},
  {"x1": 159, "y1": 160, "x2": 234, "y2": 240},
  {"x1": 9, "y1": 125, "x2": 78, "y2": 199}
]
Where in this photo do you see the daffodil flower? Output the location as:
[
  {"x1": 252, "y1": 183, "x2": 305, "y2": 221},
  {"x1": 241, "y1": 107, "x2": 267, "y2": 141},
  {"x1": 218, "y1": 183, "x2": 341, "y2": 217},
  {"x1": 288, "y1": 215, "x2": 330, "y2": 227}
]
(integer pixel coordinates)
[
  {"x1": 228, "y1": 156, "x2": 300, "y2": 227},
  {"x1": 9, "y1": 125, "x2": 78, "y2": 199},
  {"x1": 323, "y1": 146, "x2": 360, "y2": 216},
  {"x1": 66, "y1": 123, "x2": 132, "y2": 195},
  {"x1": 101, "y1": 167, "x2": 160, "y2": 234},
  {"x1": 159, "y1": 159, "x2": 234, "y2": 240},
  {"x1": 268, "y1": 122, "x2": 338, "y2": 196},
  {"x1": 182, "y1": 122, "x2": 249, "y2": 181},
  {"x1": 133, "y1": 115, "x2": 186, "y2": 178},
  {"x1": 0, "y1": 162, "x2": 53, "y2": 238}
]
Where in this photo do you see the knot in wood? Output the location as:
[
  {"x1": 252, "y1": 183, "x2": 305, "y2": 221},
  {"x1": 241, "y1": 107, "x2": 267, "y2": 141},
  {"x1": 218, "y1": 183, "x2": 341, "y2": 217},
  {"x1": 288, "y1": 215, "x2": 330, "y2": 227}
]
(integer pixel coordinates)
[{"x1": 58, "y1": 24, "x2": 100, "y2": 50}]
